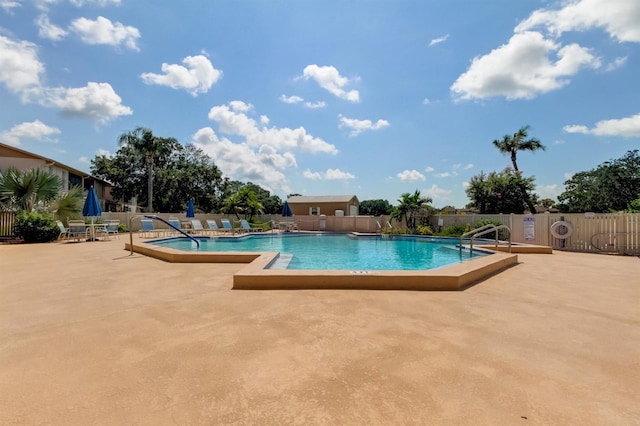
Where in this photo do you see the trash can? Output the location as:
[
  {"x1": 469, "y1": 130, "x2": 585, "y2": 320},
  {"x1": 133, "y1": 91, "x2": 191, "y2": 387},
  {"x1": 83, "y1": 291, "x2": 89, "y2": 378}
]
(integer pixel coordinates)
[{"x1": 319, "y1": 214, "x2": 326, "y2": 231}]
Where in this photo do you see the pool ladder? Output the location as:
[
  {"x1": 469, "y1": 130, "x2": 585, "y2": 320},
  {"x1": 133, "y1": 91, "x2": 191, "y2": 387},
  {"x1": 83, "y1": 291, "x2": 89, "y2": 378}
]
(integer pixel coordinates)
[
  {"x1": 459, "y1": 224, "x2": 511, "y2": 255},
  {"x1": 128, "y1": 214, "x2": 200, "y2": 256}
]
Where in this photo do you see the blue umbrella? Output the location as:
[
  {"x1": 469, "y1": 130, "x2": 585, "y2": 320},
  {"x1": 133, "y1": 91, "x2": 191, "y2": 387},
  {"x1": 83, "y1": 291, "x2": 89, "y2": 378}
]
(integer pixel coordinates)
[
  {"x1": 281, "y1": 200, "x2": 293, "y2": 217},
  {"x1": 186, "y1": 199, "x2": 195, "y2": 218},
  {"x1": 82, "y1": 186, "x2": 102, "y2": 240}
]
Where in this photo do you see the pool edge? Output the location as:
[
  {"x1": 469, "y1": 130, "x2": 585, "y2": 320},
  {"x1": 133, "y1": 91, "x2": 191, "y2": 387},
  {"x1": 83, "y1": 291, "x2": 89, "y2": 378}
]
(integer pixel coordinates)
[{"x1": 125, "y1": 240, "x2": 520, "y2": 291}]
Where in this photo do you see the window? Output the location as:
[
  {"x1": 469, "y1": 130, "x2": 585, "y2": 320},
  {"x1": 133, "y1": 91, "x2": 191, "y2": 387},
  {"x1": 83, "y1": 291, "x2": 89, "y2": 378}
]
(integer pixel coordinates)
[{"x1": 309, "y1": 206, "x2": 320, "y2": 216}]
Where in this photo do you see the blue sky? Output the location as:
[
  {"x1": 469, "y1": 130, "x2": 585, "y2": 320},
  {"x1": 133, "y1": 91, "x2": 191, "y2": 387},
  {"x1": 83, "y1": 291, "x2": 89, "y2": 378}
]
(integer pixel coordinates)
[{"x1": 1, "y1": 0, "x2": 639, "y2": 208}]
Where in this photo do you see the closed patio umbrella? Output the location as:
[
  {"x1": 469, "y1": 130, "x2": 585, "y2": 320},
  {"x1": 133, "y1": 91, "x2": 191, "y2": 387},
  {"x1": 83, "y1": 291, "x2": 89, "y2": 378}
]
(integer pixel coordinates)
[
  {"x1": 82, "y1": 186, "x2": 102, "y2": 241},
  {"x1": 281, "y1": 200, "x2": 293, "y2": 217},
  {"x1": 186, "y1": 198, "x2": 195, "y2": 218}
]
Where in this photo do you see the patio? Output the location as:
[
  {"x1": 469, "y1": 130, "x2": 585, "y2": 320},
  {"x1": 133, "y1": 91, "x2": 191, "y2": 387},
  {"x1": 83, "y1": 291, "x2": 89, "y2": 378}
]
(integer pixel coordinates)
[{"x1": 1, "y1": 237, "x2": 638, "y2": 424}]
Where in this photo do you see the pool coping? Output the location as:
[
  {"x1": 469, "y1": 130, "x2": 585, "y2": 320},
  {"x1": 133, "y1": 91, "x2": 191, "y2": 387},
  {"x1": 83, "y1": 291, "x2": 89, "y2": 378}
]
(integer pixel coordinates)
[{"x1": 124, "y1": 234, "x2": 531, "y2": 291}]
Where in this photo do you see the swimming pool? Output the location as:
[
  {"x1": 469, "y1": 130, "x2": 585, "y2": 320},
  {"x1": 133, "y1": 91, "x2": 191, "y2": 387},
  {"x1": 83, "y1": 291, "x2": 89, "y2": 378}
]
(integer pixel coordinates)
[{"x1": 149, "y1": 233, "x2": 488, "y2": 271}]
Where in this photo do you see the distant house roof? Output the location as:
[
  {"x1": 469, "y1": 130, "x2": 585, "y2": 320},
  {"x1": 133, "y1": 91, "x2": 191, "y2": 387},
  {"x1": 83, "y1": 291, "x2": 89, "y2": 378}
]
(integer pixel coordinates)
[{"x1": 288, "y1": 195, "x2": 359, "y2": 204}]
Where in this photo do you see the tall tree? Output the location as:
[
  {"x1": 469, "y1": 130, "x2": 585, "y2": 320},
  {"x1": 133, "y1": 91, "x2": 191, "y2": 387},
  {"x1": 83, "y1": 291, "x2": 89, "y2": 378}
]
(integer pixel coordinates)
[
  {"x1": 557, "y1": 150, "x2": 640, "y2": 212},
  {"x1": 360, "y1": 199, "x2": 393, "y2": 216},
  {"x1": 492, "y1": 125, "x2": 546, "y2": 172},
  {"x1": 223, "y1": 187, "x2": 264, "y2": 222},
  {"x1": 390, "y1": 190, "x2": 432, "y2": 231},
  {"x1": 465, "y1": 168, "x2": 538, "y2": 214},
  {"x1": 118, "y1": 127, "x2": 177, "y2": 213}
]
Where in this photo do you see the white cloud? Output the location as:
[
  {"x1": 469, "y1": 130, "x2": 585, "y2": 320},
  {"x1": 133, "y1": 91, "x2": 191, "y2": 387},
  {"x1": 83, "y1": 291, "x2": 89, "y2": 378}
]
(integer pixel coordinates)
[
  {"x1": 280, "y1": 94, "x2": 303, "y2": 104},
  {"x1": 424, "y1": 166, "x2": 434, "y2": 172},
  {"x1": 208, "y1": 101, "x2": 338, "y2": 154},
  {"x1": 305, "y1": 101, "x2": 326, "y2": 109},
  {"x1": 0, "y1": 120, "x2": 60, "y2": 146},
  {"x1": 536, "y1": 184, "x2": 560, "y2": 200},
  {"x1": 464, "y1": 163, "x2": 473, "y2": 170},
  {"x1": 141, "y1": 55, "x2": 222, "y2": 96},
  {"x1": 338, "y1": 114, "x2": 390, "y2": 136},
  {"x1": 563, "y1": 113, "x2": 640, "y2": 137},
  {"x1": 0, "y1": 35, "x2": 44, "y2": 95},
  {"x1": 515, "y1": 0, "x2": 640, "y2": 43},
  {"x1": 605, "y1": 56, "x2": 627, "y2": 71},
  {"x1": 397, "y1": 169, "x2": 426, "y2": 182},
  {"x1": 40, "y1": 82, "x2": 133, "y2": 122},
  {"x1": 0, "y1": 0, "x2": 21, "y2": 13},
  {"x1": 422, "y1": 98, "x2": 430, "y2": 105},
  {"x1": 436, "y1": 172, "x2": 451, "y2": 178},
  {"x1": 96, "y1": 148, "x2": 112, "y2": 157},
  {"x1": 423, "y1": 184, "x2": 453, "y2": 205},
  {"x1": 69, "y1": 16, "x2": 140, "y2": 50},
  {"x1": 36, "y1": 14, "x2": 68, "y2": 40},
  {"x1": 69, "y1": 0, "x2": 122, "y2": 6},
  {"x1": 451, "y1": 31, "x2": 600, "y2": 100},
  {"x1": 303, "y1": 168, "x2": 355, "y2": 180},
  {"x1": 78, "y1": 156, "x2": 88, "y2": 163},
  {"x1": 260, "y1": 115, "x2": 269, "y2": 125},
  {"x1": 429, "y1": 34, "x2": 449, "y2": 46},
  {"x1": 302, "y1": 64, "x2": 360, "y2": 102}
]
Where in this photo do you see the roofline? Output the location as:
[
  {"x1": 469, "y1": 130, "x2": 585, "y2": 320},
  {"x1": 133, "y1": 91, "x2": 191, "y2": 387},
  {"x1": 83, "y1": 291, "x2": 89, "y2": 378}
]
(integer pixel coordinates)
[{"x1": 0, "y1": 141, "x2": 110, "y2": 185}]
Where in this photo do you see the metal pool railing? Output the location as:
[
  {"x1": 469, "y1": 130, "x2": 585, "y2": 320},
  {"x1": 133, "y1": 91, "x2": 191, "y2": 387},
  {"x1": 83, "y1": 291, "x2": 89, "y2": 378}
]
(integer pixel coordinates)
[{"x1": 128, "y1": 214, "x2": 199, "y2": 255}]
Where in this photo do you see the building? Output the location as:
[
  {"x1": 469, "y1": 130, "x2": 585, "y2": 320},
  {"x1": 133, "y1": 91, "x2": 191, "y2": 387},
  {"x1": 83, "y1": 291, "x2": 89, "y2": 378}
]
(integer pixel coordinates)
[
  {"x1": 287, "y1": 195, "x2": 360, "y2": 216},
  {"x1": 0, "y1": 142, "x2": 115, "y2": 211}
]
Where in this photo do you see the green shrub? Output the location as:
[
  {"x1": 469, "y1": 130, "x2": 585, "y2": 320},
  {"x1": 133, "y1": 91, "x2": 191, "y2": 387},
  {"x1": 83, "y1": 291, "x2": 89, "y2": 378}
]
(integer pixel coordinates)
[
  {"x1": 416, "y1": 225, "x2": 433, "y2": 235},
  {"x1": 436, "y1": 223, "x2": 468, "y2": 237},
  {"x1": 13, "y1": 211, "x2": 60, "y2": 243}
]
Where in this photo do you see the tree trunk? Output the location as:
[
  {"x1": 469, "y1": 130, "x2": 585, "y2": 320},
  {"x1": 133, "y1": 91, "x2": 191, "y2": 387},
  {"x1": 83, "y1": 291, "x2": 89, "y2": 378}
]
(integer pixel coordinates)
[{"x1": 146, "y1": 156, "x2": 154, "y2": 213}]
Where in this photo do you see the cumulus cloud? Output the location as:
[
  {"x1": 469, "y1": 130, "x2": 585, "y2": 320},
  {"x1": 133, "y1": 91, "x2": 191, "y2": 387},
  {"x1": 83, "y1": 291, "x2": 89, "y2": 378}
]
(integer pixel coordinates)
[
  {"x1": 40, "y1": 82, "x2": 132, "y2": 122},
  {"x1": 424, "y1": 166, "x2": 435, "y2": 172},
  {"x1": 304, "y1": 101, "x2": 326, "y2": 109},
  {"x1": 303, "y1": 168, "x2": 355, "y2": 180},
  {"x1": 429, "y1": 34, "x2": 449, "y2": 46},
  {"x1": 563, "y1": 113, "x2": 640, "y2": 137},
  {"x1": 397, "y1": 169, "x2": 426, "y2": 182},
  {"x1": 515, "y1": 0, "x2": 640, "y2": 43},
  {"x1": 338, "y1": 114, "x2": 390, "y2": 136},
  {"x1": 280, "y1": 94, "x2": 303, "y2": 104},
  {"x1": 302, "y1": 64, "x2": 359, "y2": 102},
  {"x1": 69, "y1": 0, "x2": 122, "y2": 6},
  {"x1": 193, "y1": 101, "x2": 339, "y2": 192},
  {"x1": 0, "y1": 120, "x2": 60, "y2": 146},
  {"x1": 423, "y1": 184, "x2": 453, "y2": 205},
  {"x1": 141, "y1": 55, "x2": 222, "y2": 96},
  {"x1": 0, "y1": 0, "x2": 21, "y2": 13},
  {"x1": 451, "y1": 31, "x2": 600, "y2": 100},
  {"x1": 69, "y1": 16, "x2": 140, "y2": 50},
  {"x1": 36, "y1": 14, "x2": 68, "y2": 40},
  {"x1": 605, "y1": 56, "x2": 627, "y2": 71},
  {"x1": 536, "y1": 184, "x2": 560, "y2": 200},
  {"x1": 0, "y1": 35, "x2": 44, "y2": 95}
]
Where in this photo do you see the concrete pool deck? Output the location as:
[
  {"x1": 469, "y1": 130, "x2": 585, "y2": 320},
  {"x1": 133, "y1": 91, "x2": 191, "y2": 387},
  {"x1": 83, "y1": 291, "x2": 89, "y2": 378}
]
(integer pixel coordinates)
[{"x1": 1, "y1": 236, "x2": 639, "y2": 425}]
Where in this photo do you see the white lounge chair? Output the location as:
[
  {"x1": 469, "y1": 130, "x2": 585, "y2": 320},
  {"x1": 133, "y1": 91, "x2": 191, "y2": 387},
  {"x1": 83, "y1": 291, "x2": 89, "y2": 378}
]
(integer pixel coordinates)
[
  {"x1": 240, "y1": 219, "x2": 262, "y2": 232},
  {"x1": 220, "y1": 219, "x2": 235, "y2": 234}
]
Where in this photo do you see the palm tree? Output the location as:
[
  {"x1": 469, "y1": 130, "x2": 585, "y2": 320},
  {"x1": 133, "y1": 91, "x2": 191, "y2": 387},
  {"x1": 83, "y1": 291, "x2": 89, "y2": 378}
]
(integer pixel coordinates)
[
  {"x1": 118, "y1": 127, "x2": 176, "y2": 213},
  {"x1": 492, "y1": 125, "x2": 546, "y2": 173},
  {"x1": 223, "y1": 188, "x2": 264, "y2": 222},
  {"x1": 0, "y1": 167, "x2": 63, "y2": 212},
  {"x1": 390, "y1": 190, "x2": 432, "y2": 231}
]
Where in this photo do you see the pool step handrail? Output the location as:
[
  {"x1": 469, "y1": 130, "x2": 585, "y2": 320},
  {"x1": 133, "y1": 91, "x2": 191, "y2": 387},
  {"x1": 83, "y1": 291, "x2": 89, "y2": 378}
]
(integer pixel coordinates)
[
  {"x1": 128, "y1": 214, "x2": 200, "y2": 256},
  {"x1": 459, "y1": 224, "x2": 511, "y2": 255}
]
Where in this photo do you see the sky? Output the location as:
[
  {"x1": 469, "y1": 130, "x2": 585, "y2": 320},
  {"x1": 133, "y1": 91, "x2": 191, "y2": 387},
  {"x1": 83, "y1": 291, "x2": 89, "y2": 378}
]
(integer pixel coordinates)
[{"x1": 1, "y1": 0, "x2": 639, "y2": 208}]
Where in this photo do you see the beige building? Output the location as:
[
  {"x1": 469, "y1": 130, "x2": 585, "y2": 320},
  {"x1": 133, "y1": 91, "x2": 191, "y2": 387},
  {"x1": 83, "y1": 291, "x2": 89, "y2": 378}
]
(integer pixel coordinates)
[
  {"x1": 0, "y1": 142, "x2": 115, "y2": 211},
  {"x1": 287, "y1": 195, "x2": 359, "y2": 216}
]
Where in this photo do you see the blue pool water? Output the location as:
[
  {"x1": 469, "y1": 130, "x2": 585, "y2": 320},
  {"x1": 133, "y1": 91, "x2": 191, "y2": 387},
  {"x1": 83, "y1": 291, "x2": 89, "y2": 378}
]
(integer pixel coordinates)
[{"x1": 150, "y1": 233, "x2": 488, "y2": 271}]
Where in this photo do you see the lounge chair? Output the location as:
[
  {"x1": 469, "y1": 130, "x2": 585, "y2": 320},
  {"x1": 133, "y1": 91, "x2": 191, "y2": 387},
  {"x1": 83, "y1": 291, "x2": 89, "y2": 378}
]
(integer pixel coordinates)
[
  {"x1": 240, "y1": 219, "x2": 262, "y2": 232},
  {"x1": 66, "y1": 220, "x2": 88, "y2": 242},
  {"x1": 220, "y1": 219, "x2": 235, "y2": 234},
  {"x1": 140, "y1": 219, "x2": 163, "y2": 238},
  {"x1": 205, "y1": 219, "x2": 222, "y2": 234},
  {"x1": 190, "y1": 219, "x2": 208, "y2": 235},
  {"x1": 56, "y1": 220, "x2": 68, "y2": 240},
  {"x1": 103, "y1": 220, "x2": 120, "y2": 239},
  {"x1": 168, "y1": 218, "x2": 184, "y2": 234}
]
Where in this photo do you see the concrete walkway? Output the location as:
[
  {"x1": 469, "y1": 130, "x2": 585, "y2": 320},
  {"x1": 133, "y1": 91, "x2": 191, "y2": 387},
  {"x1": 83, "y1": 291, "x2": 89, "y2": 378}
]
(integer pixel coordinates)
[{"x1": 1, "y1": 237, "x2": 639, "y2": 425}]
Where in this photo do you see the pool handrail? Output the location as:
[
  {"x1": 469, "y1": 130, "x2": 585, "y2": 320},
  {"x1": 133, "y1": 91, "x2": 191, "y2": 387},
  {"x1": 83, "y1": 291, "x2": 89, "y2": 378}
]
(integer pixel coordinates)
[
  {"x1": 128, "y1": 214, "x2": 200, "y2": 255},
  {"x1": 459, "y1": 224, "x2": 511, "y2": 255}
]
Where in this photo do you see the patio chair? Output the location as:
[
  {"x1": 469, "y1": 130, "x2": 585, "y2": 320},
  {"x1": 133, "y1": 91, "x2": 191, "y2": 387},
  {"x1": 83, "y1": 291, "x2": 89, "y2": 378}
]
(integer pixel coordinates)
[
  {"x1": 240, "y1": 219, "x2": 263, "y2": 232},
  {"x1": 220, "y1": 219, "x2": 235, "y2": 234},
  {"x1": 140, "y1": 218, "x2": 163, "y2": 238},
  {"x1": 205, "y1": 219, "x2": 222, "y2": 234},
  {"x1": 168, "y1": 217, "x2": 184, "y2": 235},
  {"x1": 66, "y1": 220, "x2": 88, "y2": 242},
  {"x1": 103, "y1": 220, "x2": 120, "y2": 239},
  {"x1": 56, "y1": 220, "x2": 68, "y2": 240},
  {"x1": 190, "y1": 219, "x2": 208, "y2": 235}
]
